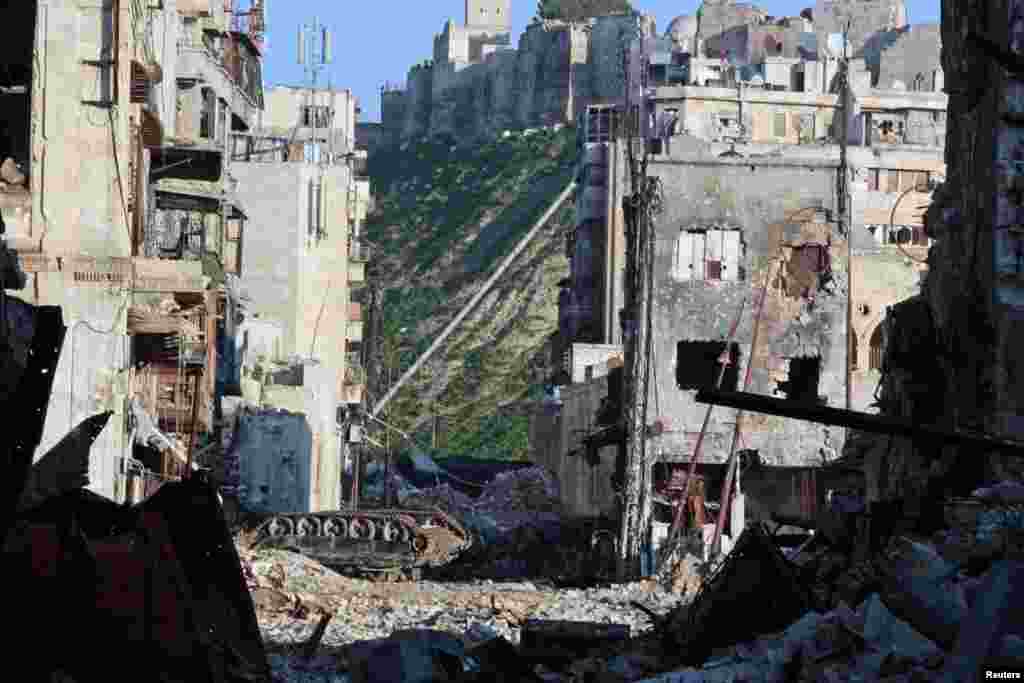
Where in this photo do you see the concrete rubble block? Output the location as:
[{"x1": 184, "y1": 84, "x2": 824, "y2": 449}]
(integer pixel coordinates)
[
  {"x1": 877, "y1": 538, "x2": 967, "y2": 650},
  {"x1": 939, "y1": 561, "x2": 1024, "y2": 683},
  {"x1": 862, "y1": 593, "x2": 941, "y2": 662},
  {"x1": 463, "y1": 635, "x2": 541, "y2": 682},
  {"x1": 519, "y1": 619, "x2": 630, "y2": 664},
  {"x1": 670, "y1": 525, "x2": 813, "y2": 667},
  {"x1": 347, "y1": 629, "x2": 465, "y2": 683}
]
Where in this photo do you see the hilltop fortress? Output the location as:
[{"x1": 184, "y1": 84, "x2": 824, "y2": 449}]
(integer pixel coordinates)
[{"x1": 381, "y1": 0, "x2": 940, "y2": 145}]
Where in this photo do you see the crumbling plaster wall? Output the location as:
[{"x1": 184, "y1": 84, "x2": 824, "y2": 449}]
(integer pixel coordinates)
[
  {"x1": 232, "y1": 162, "x2": 307, "y2": 358},
  {"x1": 528, "y1": 376, "x2": 618, "y2": 519},
  {"x1": 35, "y1": 281, "x2": 129, "y2": 502},
  {"x1": 25, "y1": 0, "x2": 134, "y2": 256},
  {"x1": 875, "y1": 24, "x2": 942, "y2": 91},
  {"x1": 645, "y1": 152, "x2": 847, "y2": 468},
  {"x1": 260, "y1": 361, "x2": 342, "y2": 512},
  {"x1": 845, "y1": 0, "x2": 1024, "y2": 512}
]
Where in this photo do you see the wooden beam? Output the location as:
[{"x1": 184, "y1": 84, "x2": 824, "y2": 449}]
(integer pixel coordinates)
[{"x1": 694, "y1": 389, "x2": 1024, "y2": 456}]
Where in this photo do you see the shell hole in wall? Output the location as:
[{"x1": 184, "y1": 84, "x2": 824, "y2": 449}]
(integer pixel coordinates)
[
  {"x1": 676, "y1": 341, "x2": 741, "y2": 391},
  {"x1": 776, "y1": 356, "x2": 822, "y2": 403}
]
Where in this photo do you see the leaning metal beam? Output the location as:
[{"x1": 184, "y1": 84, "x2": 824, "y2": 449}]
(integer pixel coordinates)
[
  {"x1": 694, "y1": 389, "x2": 1024, "y2": 455},
  {"x1": 371, "y1": 180, "x2": 577, "y2": 418}
]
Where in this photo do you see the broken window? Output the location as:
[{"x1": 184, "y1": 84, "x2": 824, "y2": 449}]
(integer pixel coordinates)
[
  {"x1": 673, "y1": 228, "x2": 743, "y2": 282},
  {"x1": 869, "y1": 325, "x2": 884, "y2": 371},
  {"x1": 200, "y1": 88, "x2": 216, "y2": 140},
  {"x1": 778, "y1": 356, "x2": 821, "y2": 402},
  {"x1": 301, "y1": 105, "x2": 331, "y2": 128},
  {"x1": 1, "y1": 1, "x2": 37, "y2": 187},
  {"x1": 676, "y1": 341, "x2": 741, "y2": 391}
]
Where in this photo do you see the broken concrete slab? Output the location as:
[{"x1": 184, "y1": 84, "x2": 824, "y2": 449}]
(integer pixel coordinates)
[
  {"x1": 939, "y1": 561, "x2": 1024, "y2": 683},
  {"x1": 877, "y1": 538, "x2": 968, "y2": 650},
  {"x1": 669, "y1": 524, "x2": 813, "y2": 667},
  {"x1": 862, "y1": 593, "x2": 942, "y2": 661},
  {"x1": 348, "y1": 629, "x2": 465, "y2": 683}
]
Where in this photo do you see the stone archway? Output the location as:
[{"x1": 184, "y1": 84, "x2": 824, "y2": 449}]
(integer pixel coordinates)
[{"x1": 853, "y1": 308, "x2": 888, "y2": 372}]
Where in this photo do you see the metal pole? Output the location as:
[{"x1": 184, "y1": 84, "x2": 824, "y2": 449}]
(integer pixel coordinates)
[
  {"x1": 839, "y1": 22, "x2": 852, "y2": 415},
  {"x1": 371, "y1": 181, "x2": 576, "y2": 417},
  {"x1": 658, "y1": 297, "x2": 747, "y2": 570},
  {"x1": 710, "y1": 258, "x2": 777, "y2": 556}
]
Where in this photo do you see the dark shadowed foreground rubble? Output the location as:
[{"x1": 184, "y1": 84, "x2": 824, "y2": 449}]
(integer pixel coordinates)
[{"x1": 240, "y1": 459, "x2": 1024, "y2": 682}]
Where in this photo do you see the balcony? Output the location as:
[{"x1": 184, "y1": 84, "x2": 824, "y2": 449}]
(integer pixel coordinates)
[{"x1": 177, "y1": 32, "x2": 262, "y2": 130}]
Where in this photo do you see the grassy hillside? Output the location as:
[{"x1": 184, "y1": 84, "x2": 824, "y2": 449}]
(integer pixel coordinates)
[{"x1": 363, "y1": 127, "x2": 577, "y2": 460}]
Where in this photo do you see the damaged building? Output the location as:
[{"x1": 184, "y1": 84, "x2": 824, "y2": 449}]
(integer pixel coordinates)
[
  {"x1": 841, "y1": 0, "x2": 1024, "y2": 524},
  {"x1": 226, "y1": 83, "x2": 371, "y2": 513},
  {"x1": 531, "y1": 0, "x2": 947, "y2": 545}
]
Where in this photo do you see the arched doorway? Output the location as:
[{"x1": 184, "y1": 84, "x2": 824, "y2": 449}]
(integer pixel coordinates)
[{"x1": 869, "y1": 324, "x2": 884, "y2": 371}]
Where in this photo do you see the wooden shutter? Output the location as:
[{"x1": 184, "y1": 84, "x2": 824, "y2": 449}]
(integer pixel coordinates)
[
  {"x1": 675, "y1": 231, "x2": 693, "y2": 280},
  {"x1": 722, "y1": 230, "x2": 741, "y2": 281},
  {"x1": 691, "y1": 232, "x2": 706, "y2": 280}
]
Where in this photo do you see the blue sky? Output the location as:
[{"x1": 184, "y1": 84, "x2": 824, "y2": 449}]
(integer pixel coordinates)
[{"x1": 260, "y1": 1, "x2": 941, "y2": 123}]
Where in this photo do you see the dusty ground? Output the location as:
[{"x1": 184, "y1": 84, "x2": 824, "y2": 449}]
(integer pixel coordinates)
[{"x1": 241, "y1": 545, "x2": 687, "y2": 682}]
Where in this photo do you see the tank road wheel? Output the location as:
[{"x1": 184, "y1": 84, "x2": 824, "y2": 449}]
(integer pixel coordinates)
[
  {"x1": 349, "y1": 517, "x2": 377, "y2": 540},
  {"x1": 399, "y1": 525, "x2": 412, "y2": 543},
  {"x1": 296, "y1": 517, "x2": 321, "y2": 537},
  {"x1": 324, "y1": 518, "x2": 348, "y2": 538},
  {"x1": 266, "y1": 517, "x2": 295, "y2": 537},
  {"x1": 382, "y1": 521, "x2": 402, "y2": 543}
]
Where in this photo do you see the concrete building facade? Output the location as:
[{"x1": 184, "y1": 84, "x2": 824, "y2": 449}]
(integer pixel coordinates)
[
  {"x1": 0, "y1": 0, "x2": 267, "y2": 502},
  {"x1": 229, "y1": 84, "x2": 370, "y2": 514},
  {"x1": 840, "y1": 0, "x2": 1024, "y2": 524},
  {"x1": 532, "y1": 0, "x2": 947, "y2": 519}
]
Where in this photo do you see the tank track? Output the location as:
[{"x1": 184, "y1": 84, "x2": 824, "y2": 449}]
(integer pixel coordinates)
[{"x1": 252, "y1": 507, "x2": 473, "y2": 572}]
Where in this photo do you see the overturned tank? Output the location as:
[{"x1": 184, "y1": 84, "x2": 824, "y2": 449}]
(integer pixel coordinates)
[{"x1": 251, "y1": 507, "x2": 473, "y2": 575}]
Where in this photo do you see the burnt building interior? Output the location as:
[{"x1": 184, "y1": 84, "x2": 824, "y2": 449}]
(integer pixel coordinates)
[{"x1": 1, "y1": 1, "x2": 37, "y2": 188}]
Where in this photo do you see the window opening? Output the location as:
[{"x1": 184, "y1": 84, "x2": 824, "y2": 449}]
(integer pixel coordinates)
[
  {"x1": 301, "y1": 105, "x2": 331, "y2": 128},
  {"x1": 200, "y1": 88, "x2": 216, "y2": 140},
  {"x1": 676, "y1": 341, "x2": 741, "y2": 391},
  {"x1": 869, "y1": 325, "x2": 884, "y2": 371},
  {"x1": 850, "y1": 331, "x2": 859, "y2": 372},
  {"x1": 674, "y1": 228, "x2": 743, "y2": 282},
  {"x1": 778, "y1": 356, "x2": 822, "y2": 403},
  {"x1": 1, "y1": 1, "x2": 36, "y2": 188}
]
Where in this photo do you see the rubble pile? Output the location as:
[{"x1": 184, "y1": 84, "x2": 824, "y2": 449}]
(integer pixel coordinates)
[
  {"x1": 382, "y1": 464, "x2": 573, "y2": 580},
  {"x1": 639, "y1": 480, "x2": 1024, "y2": 682},
  {"x1": 239, "y1": 539, "x2": 687, "y2": 682}
]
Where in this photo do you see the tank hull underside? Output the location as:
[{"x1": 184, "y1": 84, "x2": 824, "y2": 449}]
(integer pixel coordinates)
[{"x1": 253, "y1": 508, "x2": 473, "y2": 572}]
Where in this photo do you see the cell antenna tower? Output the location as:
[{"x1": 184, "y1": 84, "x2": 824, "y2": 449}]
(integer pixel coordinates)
[{"x1": 297, "y1": 17, "x2": 334, "y2": 163}]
